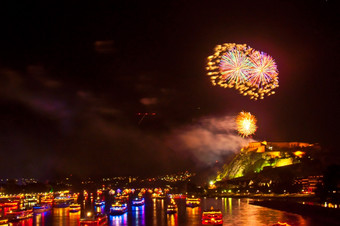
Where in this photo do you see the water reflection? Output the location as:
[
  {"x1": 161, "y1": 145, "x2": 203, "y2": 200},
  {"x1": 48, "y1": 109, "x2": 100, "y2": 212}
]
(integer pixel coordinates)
[
  {"x1": 228, "y1": 199, "x2": 308, "y2": 226},
  {"x1": 109, "y1": 212, "x2": 128, "y2": 226},
  {"x1": 95, "y1": 205, "x2": 105, "y2": 214},
  {"x1": 132, "y1": 205, "x2": 145, "y2": 226},
  {"x1": 3, "y1": 197, "x2": 327, "y2": 225},
  {"x1": 69, "y1": 211, "x2": 80, "y2": 224},
  {"x1": 53, "y1": 207, "x2": 69, "y2": 225},
  {"x1": 34, "y1": 211, "x2": 48, "y2": 225},
  {"x1": 152, "y1": 198, "x2": 166, "y2": 225},
  {"x1": 228, "y1": 197, "x2": 232, "y2": 213},
  {"x1": 166, "y1": 213, "x2": 177, "y2": 226},
  {"x1": 186, "y1": 206, "x2": 200, "y2": 226}
]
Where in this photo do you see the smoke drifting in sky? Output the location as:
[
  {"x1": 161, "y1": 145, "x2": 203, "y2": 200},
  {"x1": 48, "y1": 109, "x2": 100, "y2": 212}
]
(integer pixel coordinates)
[
  {"x1": 167, "y1": 115, "x2": 256, "y2": 164},
  {"x1": 1, "y1": 0, "x2": 338, "y2": 179}
]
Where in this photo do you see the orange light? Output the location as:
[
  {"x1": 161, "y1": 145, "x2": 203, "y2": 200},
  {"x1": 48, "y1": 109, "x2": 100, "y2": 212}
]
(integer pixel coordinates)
[
  {"x1": 276, "y1": 222, "x2": 291, "y2": 226},
  {"x1": 293, "y1": 151, "x2": 305, "y2": 158}
]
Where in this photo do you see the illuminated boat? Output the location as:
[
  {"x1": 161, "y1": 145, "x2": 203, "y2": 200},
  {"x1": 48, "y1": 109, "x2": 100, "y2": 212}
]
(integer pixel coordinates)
[
  {"x1": 115, "y1": 195, "x2": 129, "y2": 203},
  {"x1": 186, "y1": 197, "x2": 201, "y2": 207},
  {"x1": 109, "y1": 202, "x2": 128, "y2": 215},
  {"x1": 166, "y1": 204, "x2": 177, "y2": 214},
  {"x1": 131, "y1": 197, "x2": 145, "y2": 206},
  {"x1": 80, "y1": 212, "x2": 108, "y2": 225},
  {"x1": 166, "y1": 199, "x2": 177, "y2": 214},
  {"x1": 40, "y1": 197, "x2": 53, "y2": 204},
  {"x1": 171, "y1": 194, "x2": 186, "y2": 199},
  {"x1": 0, "y1": 218, "x2": 8, "y2": 225},
  {"x1": 53, "y1": 197, "x2": 72, "y2": 208},
  {"x1": 0, "y1": 199, "x2": 19, "y2": 207},
  {"x1": 25, "y1": 195, "x2": 38, "y2": 203},
  {"x1": 201, "y1": 208, "x2": 223, "y2": 225},
  {"x1": 69, "y1": 203, "x2": 81, "y2": 212},
  {"x1": 6, "y1": 208, "x2": 33, "y2": 222},
  {"x1": 152, "y1": 193, "x2": 166, "y2": 199},
  {"x1": 95, "y1": 199, "x2": 105, "y2": 206},
  {"x1": 33, "y1": 204, "x2": 51, "y2": 213}
]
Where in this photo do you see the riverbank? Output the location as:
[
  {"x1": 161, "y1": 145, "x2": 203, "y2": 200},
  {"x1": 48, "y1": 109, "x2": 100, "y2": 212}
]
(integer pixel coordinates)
[
  {"x1": 250, "y1": 199, "x2": 340, "y2": 225},
  {"x1": 212, "y1": 193, "x2": 320, "y2": 201}
]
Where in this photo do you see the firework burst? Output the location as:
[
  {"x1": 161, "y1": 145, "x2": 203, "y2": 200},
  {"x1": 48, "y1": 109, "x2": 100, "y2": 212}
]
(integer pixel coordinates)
[
  {"x1": 235, "y1": 111, "x2": 257, "y2": 137},
  {"x1": 206, "y1": 43, "x2": 279, "y2": 100},
  {"x1": 248, "y1": 51, "x2": 278, "y2": 88},
  {"x1": 219, "y1": 49, "x2": 251, "y2": 84}
]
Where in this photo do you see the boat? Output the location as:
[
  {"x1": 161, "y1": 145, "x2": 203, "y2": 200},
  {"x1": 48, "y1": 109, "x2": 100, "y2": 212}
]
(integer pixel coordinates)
[
  {"x1": 0, "y1": 218, "x2": 8, "y2": 225},
  {"x1": 80, "y1": 212, "x2": 108, "y2": 225},
  {"x1": 186, "y1": 196, "x2": 201, "y2": 207},
  {"x1": 53, "y1": 196, "x2": 72, "y2": 208},
  {"x1": 0, "y1": 199, "x2": 19, "y2": 208},
  {"x1": 114, "y1": 195, "x2": 129, "y2": 203},
  {"x1": 131, "y1": 197, "x2": 145, "y2": 206},
  {"x1": 25, "y1": 195, "x2": 38, "y2": 203},
  {"x1": 152, "y1": 193, "x2": 166, "y2": 199},
  {"x1": 33, "y1": 203, "x2": 51, "y2": 213},
  {"x1": 94, "y1": 199, "x2": 105, "y2": 206},
  {"x1": 109, "y1": 202, "x2": 128, "y2": 215},
  {"x1": 40, "y1": 197, "x2": 53, "y2": 204},
  {"x1": 69, "y1": 203, "x2": 81, "y2": 212},
  {"x1": 170, "y1": 194, "x2": 186, "y2": 199},
  {"x1": 201, "y1": 208, "x2": 223, "y2": 225},
  {"x1": 6, "y1": 208, "x2": 33, "y2": 222},
  {"x1": 166, "y1": 199, "x2": 177, "y2": 214}
]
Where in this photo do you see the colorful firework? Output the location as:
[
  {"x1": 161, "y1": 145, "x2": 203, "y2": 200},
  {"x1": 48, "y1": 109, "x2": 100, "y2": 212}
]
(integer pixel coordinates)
[
  {"x1": 235, "y1": 111, "x2": 257, "y2": 137},
  {"x1": 248, "y1": 51, "x2": 278, "y2": 87},
  {"x1": 206, "y1": 43, "x2": 253, "y2": 88},
  {"x1": 206, "y1": 43, "x2": 279, "y2": 100},
  {"x1": 219, "y1": 49, "x2": 251, "y2": 84}
]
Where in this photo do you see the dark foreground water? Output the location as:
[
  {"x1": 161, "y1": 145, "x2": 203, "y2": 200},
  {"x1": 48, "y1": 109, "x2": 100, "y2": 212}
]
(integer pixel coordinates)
[{"x1": 7, "y1": 197, "x2": 330, "y2": 226}]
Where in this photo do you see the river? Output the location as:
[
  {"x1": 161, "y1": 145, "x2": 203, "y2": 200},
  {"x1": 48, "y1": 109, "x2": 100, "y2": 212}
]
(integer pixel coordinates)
[{"x1": 7, "y1": 197, "x2": 330, "y2": 225}]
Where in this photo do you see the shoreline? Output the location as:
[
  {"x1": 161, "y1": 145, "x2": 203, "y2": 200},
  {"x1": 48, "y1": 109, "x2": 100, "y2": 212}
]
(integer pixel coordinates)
[
  {"x1": 249, "y1": 199, "x2": 340, "y2": 225},
  {"x1": 209, "y1": 193, "x2": 321, "y2": 201}
]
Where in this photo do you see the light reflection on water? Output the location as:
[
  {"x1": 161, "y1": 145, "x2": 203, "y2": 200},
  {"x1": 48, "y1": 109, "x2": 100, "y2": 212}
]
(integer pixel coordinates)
[
  {"x1": 8, "y1": 217, "x2": 33, "y2": 226},
  {"x1": 132, "y1": 205, "x2": 145, "y2": 226},
  {"x1": 201, "y1": 198, "x2": 311, "y2": 226},
  {"x1": 50, "y1": 207, "x2": 79, "y2": 225},
  {"x1": 166, "y1": 213, "x2": 177, "y2": 226},
  {"x1": 33, "y1": 211, "x2": 47, "y2": 226},
  {"x1": 5, "y1": 198, "x2": 330, "y2": 225},
  {"x1": 109, "y1": 213, "x2": 128, "y2": 226},
  {"x1": 185, "y1": 204, "x2": 200, "y2": 226}
]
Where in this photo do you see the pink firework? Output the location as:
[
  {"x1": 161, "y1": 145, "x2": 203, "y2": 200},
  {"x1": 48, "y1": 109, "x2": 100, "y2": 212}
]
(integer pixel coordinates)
[{"x1": 248, "y1": 51, "x2": 279, "y2": 87}]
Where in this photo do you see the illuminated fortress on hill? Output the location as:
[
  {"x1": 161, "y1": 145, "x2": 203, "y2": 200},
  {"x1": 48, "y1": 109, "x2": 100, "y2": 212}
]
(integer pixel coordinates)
[{"x1": 216, "y1": 141, "x2": 321, "y2": 181}]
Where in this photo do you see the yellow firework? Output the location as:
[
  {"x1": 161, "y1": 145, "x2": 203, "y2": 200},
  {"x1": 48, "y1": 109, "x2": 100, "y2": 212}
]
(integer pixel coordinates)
[{"x1": 236, "y1": 111, "x2": 257, "y2": 137}]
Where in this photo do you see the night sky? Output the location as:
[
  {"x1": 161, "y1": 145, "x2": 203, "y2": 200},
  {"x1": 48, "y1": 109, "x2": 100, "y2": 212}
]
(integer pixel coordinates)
[{"x1": 0, "y1": 1, "x2": 338, "y2": 179}]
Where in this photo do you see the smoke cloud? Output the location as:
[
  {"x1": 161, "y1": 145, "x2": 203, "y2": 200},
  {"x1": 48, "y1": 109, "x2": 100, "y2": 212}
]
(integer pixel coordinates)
[
  {"x1": 140, "y1": 97, "x2": 158, "y2": 105},
  {"x1": 167, "y1": 115, "x2": 256, "y2": 164}
]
